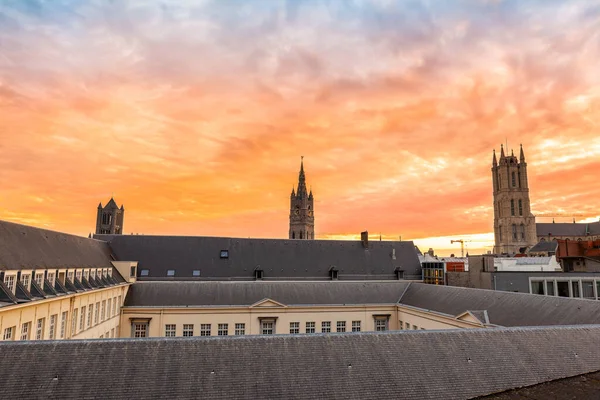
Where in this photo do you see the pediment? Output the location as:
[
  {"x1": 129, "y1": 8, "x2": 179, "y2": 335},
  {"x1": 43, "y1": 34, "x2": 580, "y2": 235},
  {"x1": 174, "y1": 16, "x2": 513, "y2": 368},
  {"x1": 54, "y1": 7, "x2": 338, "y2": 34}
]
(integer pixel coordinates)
[
  {"x1": 250, "y1": 298, "x2": 287, "y2": 308},
  {"x1": 455, "y1": 310, "x2": 489, "y2": 325}
]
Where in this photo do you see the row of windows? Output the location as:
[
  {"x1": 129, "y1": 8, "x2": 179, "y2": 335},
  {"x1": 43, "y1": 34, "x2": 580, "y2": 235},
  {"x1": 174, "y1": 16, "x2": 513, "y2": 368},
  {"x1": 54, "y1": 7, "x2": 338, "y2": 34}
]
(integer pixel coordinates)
[
  {"x1": 530, "y1": 279, "x2": 600, "y2": 300},
  {"x1": 399, "y1": 320, "x2": 426, "y2": 330},
  {"x1": 1, "y1": 295, "x2": 122, "y2": 341},
  {"x1": 2, "y1": 268, "x2": 113, "y2": 295},
  {"x1": 498, "y1": 224, "x2": 527, "y2": 242}
]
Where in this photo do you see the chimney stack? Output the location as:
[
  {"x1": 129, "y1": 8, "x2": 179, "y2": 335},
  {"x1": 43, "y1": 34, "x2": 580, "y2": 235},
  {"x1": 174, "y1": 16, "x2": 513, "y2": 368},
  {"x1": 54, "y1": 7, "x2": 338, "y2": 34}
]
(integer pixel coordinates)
[{"x1": 361, "y1": 231, "x2": 369, "y2": 248}]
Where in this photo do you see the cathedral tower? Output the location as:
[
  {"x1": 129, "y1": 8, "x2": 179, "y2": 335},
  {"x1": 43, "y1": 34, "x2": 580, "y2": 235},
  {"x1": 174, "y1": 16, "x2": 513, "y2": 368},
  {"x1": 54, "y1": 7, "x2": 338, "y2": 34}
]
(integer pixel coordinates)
[
  {"x1": 95, "y1": 198, "x2": 125, "y2": 235},
  {"x1": 289, "y1": 157, "x2": 315, "y2": 239},
  {"x1": 492, "y1": 145, "x2": 537, "y2": 254}
]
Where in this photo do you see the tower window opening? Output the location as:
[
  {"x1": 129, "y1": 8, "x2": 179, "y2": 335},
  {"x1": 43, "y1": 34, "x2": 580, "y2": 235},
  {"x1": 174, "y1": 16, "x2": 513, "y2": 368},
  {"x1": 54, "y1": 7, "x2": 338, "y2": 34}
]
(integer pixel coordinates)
[
  {"x1": 498, "y1": 227, "x2": 502, "y2": 242},
  {"x1": 300, "y1": 231, "x2": 303, "y2": 239},
  {"x1": 511, "y1": 172, "x2": 516, "y2": 187},
  {"x1": 520, "y1": 224, "x2": 525, "y2": 240},
  {"x1": 518, "y1": 200, "x2": 523, "y2": 216},
  {"x1": 511, "y1": 200, "x2": 515, "y2": 216},
  {"x1": 512, "y1": 224, "x2": 517, "y2": 241}
]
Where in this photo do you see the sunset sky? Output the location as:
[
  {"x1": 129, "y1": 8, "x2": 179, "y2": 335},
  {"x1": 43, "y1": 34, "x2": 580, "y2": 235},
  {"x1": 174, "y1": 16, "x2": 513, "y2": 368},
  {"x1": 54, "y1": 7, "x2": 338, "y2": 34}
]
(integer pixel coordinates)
[{"x1": 1, "y1": 0, "x2": 599, "y2": 256}]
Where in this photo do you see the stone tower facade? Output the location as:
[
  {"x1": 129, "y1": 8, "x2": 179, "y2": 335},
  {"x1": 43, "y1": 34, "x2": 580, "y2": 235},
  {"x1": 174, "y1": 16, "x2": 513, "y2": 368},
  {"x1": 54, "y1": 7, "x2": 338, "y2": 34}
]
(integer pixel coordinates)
[
  {"x1": 492, "y1": 145, "x2": 537, "y2": 254},
  {"x1": 289, "y1": 158, "x2": 315, "y2": 240},
  {"x1": 95, "y1": 198, "x2": 125, "y2": 235}
]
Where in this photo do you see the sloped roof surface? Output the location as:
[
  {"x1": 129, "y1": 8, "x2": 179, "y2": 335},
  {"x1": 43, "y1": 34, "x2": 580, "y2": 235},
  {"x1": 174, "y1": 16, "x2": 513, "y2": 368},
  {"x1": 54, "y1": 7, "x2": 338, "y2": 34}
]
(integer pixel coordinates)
[
  {"x1": 125, "y1": 281, "x2": 410, "y2": 307},
  {"x1": 1, "y1": 326, "x2": 600, "y2": 399},
  {"x1": 400, "y1": 283, "x2": 600, "y2": 326},
  {"x1": 536, "y1": 223, "x2": 587, "y2": 237},
  {"x1": 98, "y1": 235, "x2": 422, "y2": 280},
  {"x1": 528, "y1": 241, "x2": 558, "y2": 253},
  {"x1": 0, "y1": 220, "x2": 113, "y2": 271}
]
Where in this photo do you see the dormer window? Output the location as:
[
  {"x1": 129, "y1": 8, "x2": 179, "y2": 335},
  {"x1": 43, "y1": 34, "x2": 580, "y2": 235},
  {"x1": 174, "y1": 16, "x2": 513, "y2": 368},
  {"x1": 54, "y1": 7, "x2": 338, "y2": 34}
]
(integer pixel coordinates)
[
  {"x1": 34, "y1": 272, "x2": 44, "y2": 287},
  {"x1": 140, "y1": 269, "x2": 149, "y2": 277},
  {"x1": 47, "y1": 272, "x2": 56, "y2": 286},
  {"x1": 21, "y1": 274, "x2": 31, "y2": 291},
  {"x1": 84, "y1": 270, "x2": 89, "y2": 280},
  {"x1": 76, "y1": 270, "x2": 82, "y2": 281},
  {"x1": 254, "y1": 268, "x2": 264, "y2": 280},
  {"x1": 167, "y1": 270, "x2": 175, "y2": 277},
  {"x1": 329, "y1": 266, "x2": 339, "y2": 280},
  {"x1": 67, "y1": 271, "x2": 74, "y2": 282},
  {"x1": 4, "y1": 274, "x2": 16, "y2": 294},
  {"x1": 220, "y1": 250, "x2": 229, "y2": 259},
  {"x1": 395, "y1": 267, "x2": 404, "y2": 280},
  {"x1": 193, "y1": 270, "x2": 201, "y2": 277}
]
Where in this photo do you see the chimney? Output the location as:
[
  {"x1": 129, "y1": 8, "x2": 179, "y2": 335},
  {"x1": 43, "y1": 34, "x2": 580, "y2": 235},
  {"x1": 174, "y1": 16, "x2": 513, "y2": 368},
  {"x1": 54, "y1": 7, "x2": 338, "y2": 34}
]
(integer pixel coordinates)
[{"x1": 361, "y1": 231, "x2": 369, "y2": 248}]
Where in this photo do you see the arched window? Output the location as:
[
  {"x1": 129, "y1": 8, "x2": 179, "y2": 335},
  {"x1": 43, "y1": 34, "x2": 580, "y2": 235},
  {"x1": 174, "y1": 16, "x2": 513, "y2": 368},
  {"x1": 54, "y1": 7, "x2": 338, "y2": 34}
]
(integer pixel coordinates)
[
  {"x1": 518, "y1": 171, "x2": 521, "y2": 188},
  {"x1": 512, "y1": 224, "x2": 517, "y2": 240},
  {"x1": 518, "y1": 200, "x2": 523, "y2": 216},
  {"x1": 520, "y1": 224, "x2": 525, "y2": 240},
  {"x1": 498, "y1": 227, "x2": 503, "y2": 242},
  {"x1": 511, "y1": 172, "x2": 516, "y2": 187},
  {"x1": 292, "y1": 232, "x2": 295, "y2": 239},
  {"x1": 511, "y1": 200, "x2": 515, "y2": 216}
]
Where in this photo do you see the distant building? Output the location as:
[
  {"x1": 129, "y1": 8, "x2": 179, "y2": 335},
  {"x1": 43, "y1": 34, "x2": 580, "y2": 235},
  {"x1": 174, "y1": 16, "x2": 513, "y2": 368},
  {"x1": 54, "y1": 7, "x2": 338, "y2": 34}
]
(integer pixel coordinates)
[
  {"x1": 537, "y1": 220, "x2": 600, "y2": 242},
  {"x1": 555, "y1": 239, "x2": 600, "y2": 272},
  {"x1": 289, "y1": 157, "x2": 314, "y2": 240},
  {"x1": 95, "y1": 198, "x2": 125, "y2": 235},
  {"x1": 492, "y1": 145, "x2": 537, "y2": 254}
]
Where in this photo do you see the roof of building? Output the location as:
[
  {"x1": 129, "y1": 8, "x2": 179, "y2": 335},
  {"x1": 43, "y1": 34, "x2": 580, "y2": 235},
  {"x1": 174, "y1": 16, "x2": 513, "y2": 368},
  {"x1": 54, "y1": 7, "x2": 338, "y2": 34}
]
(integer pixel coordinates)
[
  {"x1": 399, "y1": 284, "x2": 600, "y2": 327},
  {"x1": 483, "y1": 370, "x2": 600, "y2": 399},
  {"x1": 536, "y1": 221, "x2": 600, "y2": 237},
  {"x1": 1, "y1": 326, "x2": 600, "y2": 399},
  {"x1": 0, "y1": 220, "x2": 114, "y2": 271},
  {"x1": 514, "y1": 256, "x2": 554, "y2": 266},
  {"x1": 96, "y1": 235, "x2": 422, "y2": 280},
  {"x1": 124, "y1": 281, "x2": 411, "y2": 307},
  {"x1": 528, "y1": 241, "x2": 558, "y2": 253}
]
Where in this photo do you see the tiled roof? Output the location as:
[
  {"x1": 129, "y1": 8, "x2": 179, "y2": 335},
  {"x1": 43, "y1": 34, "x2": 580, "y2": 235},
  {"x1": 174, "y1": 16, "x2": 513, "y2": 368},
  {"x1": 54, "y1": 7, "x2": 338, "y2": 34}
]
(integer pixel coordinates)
[
  {"x1": 97, "y1": 235, "x2": 422, "y2": 280},
  {"x1": 536, "y1": 222, "x2": 588, "y2": 237},
  {"x1": 528, "y1": 241, "x2": 558, "y2": 253},
  {"x1": 124, "y1": 281, "x2": 411, "y2": 307},
  {"x1": 0, "y1": 220, "x2": 113, "y2": 271},
  {"x1": 1, "y1": 326, "x2": 600, "y2": 399},
  {"x1": 400, "y1": 284, "x2": 600, "y2": 326}
]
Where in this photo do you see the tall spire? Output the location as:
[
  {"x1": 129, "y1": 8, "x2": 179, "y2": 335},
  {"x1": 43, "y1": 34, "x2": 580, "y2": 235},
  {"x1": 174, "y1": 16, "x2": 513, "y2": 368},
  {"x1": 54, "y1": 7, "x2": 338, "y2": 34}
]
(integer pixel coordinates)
[
  {"x1": 500, "y1": 144, "x2": 505, "y2": 159},
  {"x1": 519, "y1": 144, "x2": 525, "y2": 162},
  {"x1": 492, "y1": 149, "x2": 497, "y2": 167},
  {"x1": 296, "y1": 156, "x2": 308, "y2": 198}
]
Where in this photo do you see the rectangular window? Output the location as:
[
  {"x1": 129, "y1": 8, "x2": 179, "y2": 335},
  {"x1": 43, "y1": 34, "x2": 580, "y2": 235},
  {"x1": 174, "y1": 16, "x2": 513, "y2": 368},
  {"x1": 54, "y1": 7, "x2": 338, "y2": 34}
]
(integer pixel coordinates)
[
  {"x1": 80, "y1": 306, "x2": 86, "y2": 331},
  {"x1": 94, "y1": 302, "x2": 100, "y2": 324},
  {"x1": 3, "y1": 327, "x2": 14, "y2": 341},
  {"x1": 111, "y1": 328, "x2": 115, "y2": 338},
  {"x1": 405, "y1": 322, "x2": 410, "y2": 330},
  {"x1": 130, "y1": 266, "x2": 136, "y2": 277},
  {"x1": 118, "y1": 295, "x2": 122, "y2": 308},
  {"x1": 21, "y1": 274, "x2": 31, "y2": 290},
  {"x1": 140, "y1": 269, "x2": 149, "y2": 276},
  {"x1": 71, "y1": 309, "x2": 78, "y2": 336},
  {"x1": 321, "y1": 321, "x2": 331, "y2": 333},
  {"x1": 352, "y1": 321, "x2": 361, "y2": 332},
  {"x1": 60, "y1": 311, "x2": 68, "y2": 339},
  {"x1": 235, "y1": 323, "x2": 245, "y2": 335},
  {"x1": 167, "y1": 270, "x2": 175, "y2": 276},
  {"x1": 512, "y1": 224, "x2": 517, "y2": 240},
  {"x1": 35, "y1": 272, "x2": 44, "y2": 287},
  {"x1": 531, "y1": 281, "x2": 544, "y2": 295},
  {"x1": 49, "y1": 314, "x2": 57, "y2": 339},
  {"x1": 83, "y1": 270, "x2": 89, "y2": 280},
  {"x1": 220, "y1": 250, "x2": 229, "y2": 259},
  {"x1": 336, "y1": 321, "x2": 346, "y2": 333},
  {"x1": 557, "y1": 281, "x2": 569, "y2": 297},
  {"x1": 572, "y1": 281, "x2": 581, "y2": 298},
  {"x1": 218, "y1": 323, "x2": 228, "y2": 336},
  {"x1": 511, "y1": 172, "x2": 516, "y2": 187},
  {"x1": 113, "y1": 296, "x2": 118, "y2": 316},
  {"x1": 165, "y1": 324, "x2": 176, "y2": 337},
  {"x1": 107, "y1": 298, "x2": 112, "y2": 318},
  {"x1": 47, "y1": 272, "x2": 56, "y2": 286},
  {"x1": 511, "y1": 200, "x2": 515, "y2": 216},
  {"x1": 67, "y1": 271, "x2": 74, "y2": 282},
  {"x1": 4, "y1": 274, "x2": 16, "y2": 293},
  {"x1": 261, "y1": 321, "x2": 274, "y2": 335},
  {"x1": 193, "y1": 270, "x2": 201, "y2": 277},
  {"x1": 375, "y1": 318, "x2": 388, "y2": 332},
  {"x1": 200, "y1": 324, "x2": 211, "y2": 336},
  {"x1": 133, "y1": 323, "x2": 147, "y2": 338},
  {"x1": 183, "y1": 324, "x2": 194, "y2": 337},
  {"x1": 88, "y1": 304, "x2": 94, "y2": 328},
  {"x1": 101, "y1": 300, "x2": 106, "y2": 321},
  {"x1": 21, "y1": 322, "x2": 31, "y2": 340},
  {"x1": 306, "y1": 322, "x2": 315, "y2": 334},
  {"x1": 546, "y1": 281, "x2": 555, "y2": 296},
  {"x1": 290, "y1": 322, "x2": 300, "y2": 334},
  {"x1": 582, "y1": 281, "x2": 595, "y2": 299},
  {"x1": 399, "y1": 320, "x2": 404, "y2": 330},
  {"x1": 35, "y1": 318, "x2": 45, "y2": 340},
  {"x1": 413, "y1": 325, "x2": 418, "y2": 330},
  {"x1": 76, "y1": 270, "x2": 82, "y2": 281}
]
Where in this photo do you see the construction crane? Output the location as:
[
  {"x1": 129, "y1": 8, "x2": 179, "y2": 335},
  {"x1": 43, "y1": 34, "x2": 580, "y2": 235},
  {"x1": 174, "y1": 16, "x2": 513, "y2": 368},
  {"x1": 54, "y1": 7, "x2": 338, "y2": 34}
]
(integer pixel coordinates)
[{"x1": 450, "y1": 240, "x2": 466, "y2": 257}]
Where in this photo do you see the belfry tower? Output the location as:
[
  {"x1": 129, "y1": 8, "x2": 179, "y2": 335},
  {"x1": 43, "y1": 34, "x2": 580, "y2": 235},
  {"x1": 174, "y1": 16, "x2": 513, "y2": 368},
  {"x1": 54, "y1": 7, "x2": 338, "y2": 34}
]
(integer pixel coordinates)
[
  {"x1": 289, "y1": 157, "x2": 315, "y2": 240},
  {"x1": 492, "y1": 145, "x2": 537, "y2": 254},
  {"x1": 95, "y1": 197, "x2": 125, "y2": 235}
]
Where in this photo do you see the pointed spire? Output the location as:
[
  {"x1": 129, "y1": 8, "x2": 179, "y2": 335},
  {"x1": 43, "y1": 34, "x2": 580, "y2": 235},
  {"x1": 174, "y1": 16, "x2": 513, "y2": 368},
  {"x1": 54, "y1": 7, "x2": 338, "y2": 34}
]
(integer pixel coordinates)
[
  {"x1": 492, "y1": 149, "x2": 498, "y2": 166},
  {"x1": 296, "y1": 156, "x2": 308, "y2": 198},
  {"x1": 98, "y1": 202, "x2": 102, "y2": 209},
  {"x1": 500, "y1": 144, "x2": 505, "y2": 159},
  {"x1": 291, "y1": 186, "x2": 295, "y2": 197},
  {"x1": 519, "y1": 144, "x2": 525, "y2": 162}
]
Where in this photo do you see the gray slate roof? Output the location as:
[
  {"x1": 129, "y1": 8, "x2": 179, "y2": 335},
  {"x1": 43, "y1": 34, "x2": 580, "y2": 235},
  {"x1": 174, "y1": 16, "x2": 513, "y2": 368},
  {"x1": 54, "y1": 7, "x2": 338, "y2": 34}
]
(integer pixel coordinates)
[
  {"x1": 400, "y1": 284, "x2": 600, "y2": 327},
  {"x1": 0, "y1": 220, "x2": 113, "y2": 271},
  {"x1": 1, "y1": 326, "x2": 600, "y2": 399},
  {"x1": 528, "y1": 241, "x2": 558, "y2": 253},
  {"x1": 97, "y1": 234, "x2": 422, "y2": 280},
  {"x1": 125, "y1": 281, "x2": 410, "y2": 307},
  {"x1": 536, "y1": 221, "x2": 600, "y2": 237}
]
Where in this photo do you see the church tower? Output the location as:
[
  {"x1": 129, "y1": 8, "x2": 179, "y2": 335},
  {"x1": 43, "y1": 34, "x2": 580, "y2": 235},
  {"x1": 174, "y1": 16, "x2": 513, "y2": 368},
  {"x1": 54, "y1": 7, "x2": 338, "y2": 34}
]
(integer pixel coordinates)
[
  {"x1": 492, "y1": 145, "x2": 537, "y2": 254},
  {"x1": 289, "y1": 157, "x2": 315, "y2": 239},
  {"x1": 95, "y1": 198, "x2": 125, "y2": 235}
]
